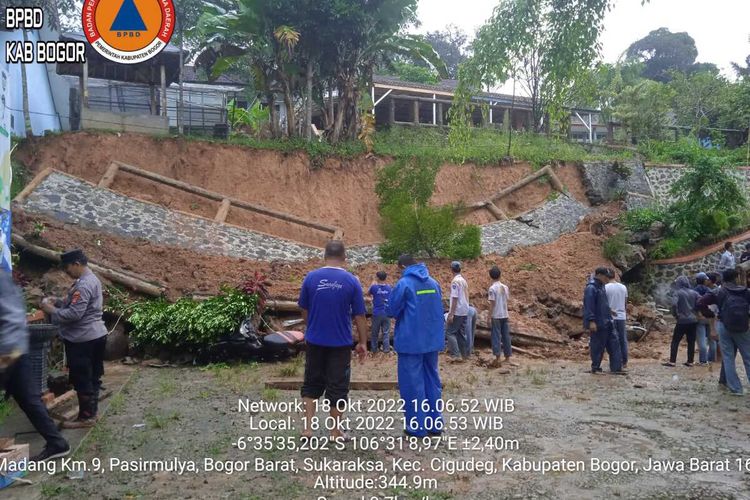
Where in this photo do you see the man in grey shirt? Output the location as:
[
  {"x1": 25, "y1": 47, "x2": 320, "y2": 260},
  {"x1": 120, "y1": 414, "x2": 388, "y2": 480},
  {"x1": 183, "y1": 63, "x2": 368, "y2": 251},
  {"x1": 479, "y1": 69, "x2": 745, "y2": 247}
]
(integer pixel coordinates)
[
  {"x1": 41, "y1": 249, "x2": 108, "y2": 428},
  {"x1": 718, "y1": 241, "x2": 736, "y2": 273}
]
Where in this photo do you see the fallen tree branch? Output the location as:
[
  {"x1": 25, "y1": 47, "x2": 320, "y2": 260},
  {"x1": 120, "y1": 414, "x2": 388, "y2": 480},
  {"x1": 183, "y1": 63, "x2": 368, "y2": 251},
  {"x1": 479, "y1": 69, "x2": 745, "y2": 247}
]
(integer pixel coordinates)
[{"x1": 12, "y1": 234, "x2": 165, "y2": 297}]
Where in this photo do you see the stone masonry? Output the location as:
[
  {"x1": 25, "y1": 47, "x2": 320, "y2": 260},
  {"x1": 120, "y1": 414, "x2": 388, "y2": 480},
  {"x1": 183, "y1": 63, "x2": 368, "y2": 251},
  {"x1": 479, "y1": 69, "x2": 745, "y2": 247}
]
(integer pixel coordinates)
[
  {"x1": 480, "y1": 195, "x2": 590, "y2": 256},
  {"x1": 22, "y1": 173, "x2": 324, "y2": 262},
  {"x1": 21, "y1": 172, "x2": 593, "y2": 266},
  {"x1": 646, "y1": 166, "x2": 750, "y2": 205}
]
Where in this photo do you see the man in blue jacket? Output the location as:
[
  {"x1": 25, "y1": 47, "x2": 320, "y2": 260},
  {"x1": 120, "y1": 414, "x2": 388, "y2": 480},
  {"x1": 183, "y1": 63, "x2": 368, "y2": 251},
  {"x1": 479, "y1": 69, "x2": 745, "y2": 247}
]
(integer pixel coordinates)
[
  {"x1": 583, "y1": 267, "x2": 623, "y2": 374},
  {"x1": 387, "y1": 255, "x2": 445, "y2": 437}
]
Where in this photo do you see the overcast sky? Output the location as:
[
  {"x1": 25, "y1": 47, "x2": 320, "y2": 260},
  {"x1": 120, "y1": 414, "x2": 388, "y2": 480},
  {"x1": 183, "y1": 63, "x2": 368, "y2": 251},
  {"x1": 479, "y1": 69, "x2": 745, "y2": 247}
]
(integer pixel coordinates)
[{"x1": 415, "y1": 0, "x2": 750, "y2": 78}]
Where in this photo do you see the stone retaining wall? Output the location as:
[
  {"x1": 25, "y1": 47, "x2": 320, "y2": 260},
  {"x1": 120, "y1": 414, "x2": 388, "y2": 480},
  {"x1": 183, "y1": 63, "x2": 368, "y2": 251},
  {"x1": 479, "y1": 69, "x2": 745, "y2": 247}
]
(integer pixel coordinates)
[
  {"x1": 20, "y1": 172, "x2": 594, "y2": 266},
  {"x1": 22, "y1": 173, "x2": 324, "y2": 262},
  {"x1": 646, "y1": 166, "x2": 750, "y2": 205},
  {"x1": 480, "y1": 195, "x2": 590, "y2": 255}
]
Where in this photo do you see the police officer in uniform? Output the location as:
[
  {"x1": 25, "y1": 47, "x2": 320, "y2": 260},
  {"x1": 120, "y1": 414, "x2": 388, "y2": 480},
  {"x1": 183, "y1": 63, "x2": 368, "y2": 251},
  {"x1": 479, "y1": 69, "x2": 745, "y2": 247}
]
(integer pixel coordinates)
[
  {"x1": 1, "y1": 271, "x2": 71, "y2": 461},
  {"x1": 40, "y1": 249, "x2": 108, "y2": 429}
]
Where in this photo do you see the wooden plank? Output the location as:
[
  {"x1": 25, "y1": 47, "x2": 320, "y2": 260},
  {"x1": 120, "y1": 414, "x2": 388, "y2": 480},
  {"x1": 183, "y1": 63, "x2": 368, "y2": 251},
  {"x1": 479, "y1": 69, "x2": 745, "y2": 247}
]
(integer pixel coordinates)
[
  {"x1": 266, "y1": 379, "x2": 398, "y2": 391},
  {"x1": 214, "y1": 198, "x2": 231, "y2": 223},
  {"x1": 333, "y1": 229, "x2": 344, "y2": 241},
  {"x1": 547, "y1": 170, "x2": 565, "y2": 192},
  {"x1": 53, "y1": 390, "x2": 113, "y2": 422},
  {"x1": 13, "y1": 167, "x2": 53, "y2": 203},
  {"x1": 114, "y1": 161, "x2": 341, "y2": 235},
  {"x1": 98, "y1": 162, "x2": 120, "y2": 189}
]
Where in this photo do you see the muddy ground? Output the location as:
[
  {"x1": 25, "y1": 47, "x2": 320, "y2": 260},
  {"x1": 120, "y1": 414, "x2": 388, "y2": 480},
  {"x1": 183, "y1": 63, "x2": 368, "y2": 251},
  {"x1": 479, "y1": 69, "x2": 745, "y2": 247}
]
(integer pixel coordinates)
[{"x1": 7, "y1": 334, "x2": 750, "y2": 500}]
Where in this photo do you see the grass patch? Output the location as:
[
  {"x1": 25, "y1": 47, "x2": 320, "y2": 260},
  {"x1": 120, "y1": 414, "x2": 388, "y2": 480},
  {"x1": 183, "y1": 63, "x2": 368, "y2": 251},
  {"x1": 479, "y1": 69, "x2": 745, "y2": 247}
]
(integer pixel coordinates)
[
  {"x1": 201, "y1": 362, "x2": 261, "y2": 393},
  {"x1": 41, "y1": 484, "x2": 73, "y2": 498},
  {"x1": 156, "y1": 373, "x2": 178, "y2": 396},
  {"x1": 0, "y1": 398, "x2": 13, "y2": 427},
  {"x1": 276, "y1": 355, "x2": 304, "y2": 378},
  {"x1": 517, "y1": 263, "x2": 540, "y2": 272},
  {"x1": 10, "y1": 157, "x2": 29, "y2": 200},
  {"x1": 145, "y1": 410, "x2": 181, "y2": 430},
  {"x1": 261, "y1": 388, "x2": 280, "y2": 401}
]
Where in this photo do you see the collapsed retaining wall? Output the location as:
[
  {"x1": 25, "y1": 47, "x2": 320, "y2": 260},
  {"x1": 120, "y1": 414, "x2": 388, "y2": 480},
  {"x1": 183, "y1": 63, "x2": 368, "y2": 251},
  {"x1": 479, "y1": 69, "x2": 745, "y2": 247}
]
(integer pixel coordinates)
[{"x1": 20, "y1": 172, "x2": 324, "y2": 262}]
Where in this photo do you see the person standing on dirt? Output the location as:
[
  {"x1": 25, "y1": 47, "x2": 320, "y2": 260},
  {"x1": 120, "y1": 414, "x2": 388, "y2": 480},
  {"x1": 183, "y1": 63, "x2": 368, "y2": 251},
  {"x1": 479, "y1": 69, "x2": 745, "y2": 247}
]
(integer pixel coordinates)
[
  {"x1": 1, "y1": 271, "x2": 71, "y2": 461},
  {"x1": 368, "y1": 271, "x2": 392, "y2": 354},
  {"x1": 297, "y1": 241, "x2": 368, "y2": 440},
  {"x1": 583, "y1": 267, "x2": 623, "y2": 374},
  {"x1": 663, "y1": 276, "x2": 700, "y2": 367},
  {"x1": 698, "y1": 269, "x2": 750, "y2": 395},
  {"x1": 40, "y1": 249, "x2": 108, "y2": 429},
  {"x1": 605, "y1": 271, "x2": 629, "y2": 370},
  {"x1": 488, "y1": 266, "x2": 516, "y2": 368},
  {"x1": 694, "y1": 272, "x2": 717, "y2": 365},
  {"x1": 387, "y1": 254, "x2": 445, "y2": 438},
  {"x1": 718, "y1": 242, "x2": 736, "y2": 273},
  {"x1": 446, "y1": 261, "x2": 470, "y2": 362}
]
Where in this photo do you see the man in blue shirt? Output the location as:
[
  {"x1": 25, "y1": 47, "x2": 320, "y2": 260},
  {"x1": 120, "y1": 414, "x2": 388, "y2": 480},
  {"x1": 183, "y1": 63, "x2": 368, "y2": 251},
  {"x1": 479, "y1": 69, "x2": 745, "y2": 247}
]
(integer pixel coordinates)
[
  {"x1": 368, "y1": 271, "x2": 392, "y2": 353},
  {"x1": 298, "y1": 241, "x2": 367, "y2": 440},
  {"x1": 387, "y1": 254, "x2": 445, "y2": 438}
]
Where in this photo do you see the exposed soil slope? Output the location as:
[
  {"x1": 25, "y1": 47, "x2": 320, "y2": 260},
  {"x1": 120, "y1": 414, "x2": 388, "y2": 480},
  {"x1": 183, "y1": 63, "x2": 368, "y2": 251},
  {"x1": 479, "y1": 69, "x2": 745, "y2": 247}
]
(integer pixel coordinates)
[{"x1": 16, "y1": 132, "x2": 588, "y2": 245}]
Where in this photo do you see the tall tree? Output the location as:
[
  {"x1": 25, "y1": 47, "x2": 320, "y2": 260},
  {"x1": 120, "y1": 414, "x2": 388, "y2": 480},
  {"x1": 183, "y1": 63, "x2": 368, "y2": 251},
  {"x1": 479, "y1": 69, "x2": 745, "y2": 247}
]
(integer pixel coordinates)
[
  {"x1": 733, "y1": 55, "x2": 750, "y2": 79},
  {"x1": 451, "y1": 0, "x2": 617, "y2": 142},
  {"x1": 420, "y1": 25, "x2": 469, "y2": 79},
  {"x1": 626, "y1": 28, "x2": 699, "y2": 82}
]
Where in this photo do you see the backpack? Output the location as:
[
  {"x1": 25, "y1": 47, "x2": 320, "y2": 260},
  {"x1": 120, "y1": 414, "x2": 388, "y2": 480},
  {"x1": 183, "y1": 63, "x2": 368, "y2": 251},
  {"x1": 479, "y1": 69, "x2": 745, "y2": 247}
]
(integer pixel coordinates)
[{"x1": 722, "y1": 288, "x2": 750, "y2": 334}]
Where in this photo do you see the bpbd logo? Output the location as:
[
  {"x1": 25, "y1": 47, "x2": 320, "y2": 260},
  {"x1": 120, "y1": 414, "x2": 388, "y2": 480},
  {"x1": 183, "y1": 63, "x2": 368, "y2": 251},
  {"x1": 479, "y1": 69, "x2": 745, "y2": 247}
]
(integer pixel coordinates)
[{"x1": 82, "y1": 0, "x2": 175, "y2": 64}]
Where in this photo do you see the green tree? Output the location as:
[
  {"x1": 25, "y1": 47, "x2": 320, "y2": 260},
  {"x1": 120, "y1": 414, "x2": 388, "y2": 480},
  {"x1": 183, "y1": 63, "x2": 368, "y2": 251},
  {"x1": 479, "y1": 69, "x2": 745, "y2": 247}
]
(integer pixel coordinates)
[
  {"x1": 450, "y1": 0, "x2": 623, "y2": 154},
  {"x1": 386, "y1": 62, "x2": 439, "y2": 84},
  {"x1": 612, "y1": 79, "x2": 674, "y2": 143},
  {"x1": 626, "y1": 28, "x2": 699, "y2": 83},
  {"x1": 421, "y1": 25, "x2": 469, "y2": 79},
  {"x1": 667, "y1": 154, "x2": 748, "y2": 242},
  {"x1": 669, "y1": 70, "x2": 729, "y2": 136}
]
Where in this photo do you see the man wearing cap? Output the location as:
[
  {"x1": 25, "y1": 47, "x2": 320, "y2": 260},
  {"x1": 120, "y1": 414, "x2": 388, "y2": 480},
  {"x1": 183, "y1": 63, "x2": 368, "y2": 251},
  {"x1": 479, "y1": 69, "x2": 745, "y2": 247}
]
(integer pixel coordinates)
[
  {"x1": 446, "y1": 261, "x2": 470, "y2": 362},
  {"x1": 1, "y1": 271, "x2": 71, "y2": 461},
  {"x1": 40, "y1": 249, "x2": 108, "y2": 428},
  {"x1": 387, "y1": 255, "x2": 445, "y2": 437}
]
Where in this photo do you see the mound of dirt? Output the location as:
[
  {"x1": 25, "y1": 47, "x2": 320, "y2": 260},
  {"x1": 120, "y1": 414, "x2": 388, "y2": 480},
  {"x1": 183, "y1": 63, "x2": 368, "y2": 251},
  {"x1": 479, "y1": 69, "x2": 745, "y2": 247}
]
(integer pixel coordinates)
[
  {"x1": 16, "y1": 132, "x2": 589, "y2": 246},
  {"x1": 12, "y1": 204, "x2": 665, "y2": 361}
]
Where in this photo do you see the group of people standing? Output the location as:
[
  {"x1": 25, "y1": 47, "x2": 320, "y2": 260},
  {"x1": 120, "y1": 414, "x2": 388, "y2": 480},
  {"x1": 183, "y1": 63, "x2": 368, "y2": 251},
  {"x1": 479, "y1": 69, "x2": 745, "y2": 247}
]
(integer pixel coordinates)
[
  {"x1": 583, "y1": 267, "x2": 630, "y2": 374},
  {"x1": 665, "y1": 241, "x2": 750, "y2": 396},
  {"x1": 297, "y1": 241, "x2": 516, "y2": 438}
]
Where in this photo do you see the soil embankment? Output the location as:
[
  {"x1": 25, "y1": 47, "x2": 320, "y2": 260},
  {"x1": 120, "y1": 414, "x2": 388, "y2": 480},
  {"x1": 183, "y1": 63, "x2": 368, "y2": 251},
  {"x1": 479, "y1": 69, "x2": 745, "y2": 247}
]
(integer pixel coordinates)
[{"x1": 16, "y1": 132, "x2": 588, "y2": 246}]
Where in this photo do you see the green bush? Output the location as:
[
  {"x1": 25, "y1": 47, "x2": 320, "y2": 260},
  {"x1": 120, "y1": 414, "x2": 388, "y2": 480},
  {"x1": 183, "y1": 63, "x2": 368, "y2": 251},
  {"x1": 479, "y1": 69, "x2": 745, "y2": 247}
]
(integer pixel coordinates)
[
  {"x1": 378, "y1": 200, "x2": 481, "y2": 262},
  {"x1": 620, "y1": 207, "x2": 665, "y2": 232},
  {"x1": 128, "y1": 287, "x2": 259, "y2": 349},
  {"x1": 602, "y1": 233, "x2": 629, "y2": 262},
  {"x1": 376, "y1": 157, "x2": 481, "y2": 262},
  {"x1": 640, "y1": 137, "x2": 748, "y2": 167},
  {"x1": 650, "y1": 236, "x2": 693, "y2": 260}
]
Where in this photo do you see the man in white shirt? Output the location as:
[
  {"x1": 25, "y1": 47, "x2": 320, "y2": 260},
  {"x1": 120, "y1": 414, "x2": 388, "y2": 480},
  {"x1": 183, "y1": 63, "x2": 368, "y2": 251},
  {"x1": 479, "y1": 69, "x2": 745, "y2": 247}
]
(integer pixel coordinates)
[
  {"x1": 605, "y1": 269, "x2": 629, "y2": 370},
  {"x1": 446, "y1": 261, "x2": 470, "y2": 362},
  {"x1": 718, "y1": 242, "x2": 736, "y2": 273},
  {"x1": 488, "y1": 266, "x2": 515, "y2": 368}
]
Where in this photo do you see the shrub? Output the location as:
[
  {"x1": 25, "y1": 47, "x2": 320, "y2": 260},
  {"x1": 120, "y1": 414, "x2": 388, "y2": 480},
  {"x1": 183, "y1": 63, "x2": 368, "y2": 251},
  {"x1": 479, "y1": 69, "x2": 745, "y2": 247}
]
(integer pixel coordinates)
[
  {"x1": 620, "y1": 207, "x2": 665, "y2": 232},
  {"x1": 128, "y1": 287, "x2": 259, "y2": 349},
  {"x1": 376, "y1": 157, "x2": 481, "y2": 262},
  {"x1": 650, "y1": 236, "x2": 693, "y2": 260},
  {"x1": 602, "y1": 233, "x2": 629, "y2": 262}
]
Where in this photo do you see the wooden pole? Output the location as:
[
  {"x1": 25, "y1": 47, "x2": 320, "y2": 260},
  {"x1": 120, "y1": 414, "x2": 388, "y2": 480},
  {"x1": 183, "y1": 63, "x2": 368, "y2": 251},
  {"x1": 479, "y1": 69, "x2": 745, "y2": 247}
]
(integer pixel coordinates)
[
  {"x1": 98, "y1": 162, "x2": 120, "y2": 189},
  {"x1": 413, "y1": 100, "x2": 419, "y2": 125},
  {"x1": 388, "y1": 97, "x2": 395, "y2": 125},
  {"x1": 214, "y1": 198, "x2": 231, "y2": 223}
]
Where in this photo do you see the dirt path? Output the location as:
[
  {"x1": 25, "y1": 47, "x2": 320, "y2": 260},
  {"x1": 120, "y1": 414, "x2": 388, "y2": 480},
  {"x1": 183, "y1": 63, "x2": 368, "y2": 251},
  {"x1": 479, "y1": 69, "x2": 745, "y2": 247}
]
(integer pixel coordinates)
[{"x1": 10, "y1": 338, "x2": 750, "y2": 499}]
